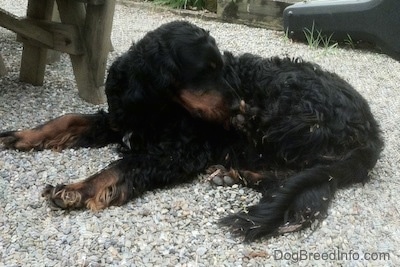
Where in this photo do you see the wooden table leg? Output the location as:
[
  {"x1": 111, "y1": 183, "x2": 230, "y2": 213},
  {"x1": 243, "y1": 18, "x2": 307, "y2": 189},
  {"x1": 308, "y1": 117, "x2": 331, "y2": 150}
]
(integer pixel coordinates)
[
  {"x1": 46, "y1": 2, "x2": 62, "y2": 65},
  {"x1": 0, "y1": 54, "x2": 7, "y2": 76},
  {"x1": 19, "y1": 0, "x2": 55, "y2": 85},
  {"x1": 85, "y1": 0, "x2": 116, "y2": 94},
  {"x1": 56, "y1": 0, "x2": 115, "y2": 104}
]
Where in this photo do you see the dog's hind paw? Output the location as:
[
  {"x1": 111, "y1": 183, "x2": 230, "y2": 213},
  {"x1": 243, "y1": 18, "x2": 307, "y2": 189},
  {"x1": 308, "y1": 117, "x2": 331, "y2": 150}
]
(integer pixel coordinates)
[
  {"x1": 211, "y1": 175, "x2": 237, "y2": 186},
  {"x1": 206, "y1": 165, "x2": 239, "y2": 186}
]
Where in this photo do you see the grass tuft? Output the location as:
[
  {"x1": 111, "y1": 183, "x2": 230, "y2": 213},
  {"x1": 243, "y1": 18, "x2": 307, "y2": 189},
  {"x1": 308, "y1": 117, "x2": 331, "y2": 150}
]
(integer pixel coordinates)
[{"x1": 303, "y1": 22, "x2": 338, "y2": 50}]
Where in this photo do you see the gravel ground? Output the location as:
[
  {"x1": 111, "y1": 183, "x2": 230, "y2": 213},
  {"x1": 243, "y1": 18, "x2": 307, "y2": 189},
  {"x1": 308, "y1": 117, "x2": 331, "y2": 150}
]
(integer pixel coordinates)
[{"x1": 1, "y1": 1, "x2": 400, "y2": 266}]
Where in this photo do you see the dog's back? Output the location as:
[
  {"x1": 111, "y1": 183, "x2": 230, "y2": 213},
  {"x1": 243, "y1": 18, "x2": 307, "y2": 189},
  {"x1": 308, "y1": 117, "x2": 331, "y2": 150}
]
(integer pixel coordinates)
[{"x1": 219, "y1": 52, "x2": 383, "y2": 241}]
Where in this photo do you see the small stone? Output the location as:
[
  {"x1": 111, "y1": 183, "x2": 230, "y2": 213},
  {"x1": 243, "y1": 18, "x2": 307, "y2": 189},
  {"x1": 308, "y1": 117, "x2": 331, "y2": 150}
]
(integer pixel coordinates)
[
  {"x1": 108, "y1": 246, "x2": 119, "y2": 257},
  {"x1": 125, "y1": 240, "x2": 132, "y2": 248},
  {"x1": 161, "y1": 208, "x2": 169, "y2": 214},
  {"x1": 62, "y1": 227, "x2": 71, "y2": 235},
  {"x1": 196, "y1": 247, "x2": 207, "y2": 256}
]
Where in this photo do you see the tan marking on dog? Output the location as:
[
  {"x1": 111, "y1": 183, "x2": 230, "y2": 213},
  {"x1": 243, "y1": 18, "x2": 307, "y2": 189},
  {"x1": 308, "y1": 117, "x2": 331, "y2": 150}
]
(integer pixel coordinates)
[
  {"x1": 13, "y1": 114, "x2": 91, "y2": 150},
  {"x1": 177, "y1": 89, "x2": 230, "y2": 123},
  {"x1": 239, "y1": 170, "x2": 266, "y2": 186},
  {"x1": 84, "y1": 168, "x2": 124, "y2": 211}
]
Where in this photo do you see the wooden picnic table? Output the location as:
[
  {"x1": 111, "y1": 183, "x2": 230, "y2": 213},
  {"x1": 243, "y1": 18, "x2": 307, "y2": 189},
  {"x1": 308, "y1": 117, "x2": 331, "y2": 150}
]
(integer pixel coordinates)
[{"x1": 0, "y1": 0, "x2": 116, "y2": 104}]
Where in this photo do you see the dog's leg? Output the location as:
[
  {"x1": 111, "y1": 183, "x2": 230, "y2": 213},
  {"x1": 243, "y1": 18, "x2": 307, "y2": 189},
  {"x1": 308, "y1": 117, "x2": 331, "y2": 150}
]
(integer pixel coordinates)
[
  {"x1": 42, "y1": 161, "x2": 129, "y2": 210},
  {"x1": 0, "y1": 111, "x2": 121, "y2": 151},
  {"x1": 42, "y1": 140, "x2": 211, "y2": 210}
]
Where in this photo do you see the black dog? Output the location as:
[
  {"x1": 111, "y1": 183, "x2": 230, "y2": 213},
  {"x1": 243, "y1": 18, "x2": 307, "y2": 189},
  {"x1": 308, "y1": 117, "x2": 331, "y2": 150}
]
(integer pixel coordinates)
[{"x1": 0, "y1": 21, "x2": 383, "y2": 241}]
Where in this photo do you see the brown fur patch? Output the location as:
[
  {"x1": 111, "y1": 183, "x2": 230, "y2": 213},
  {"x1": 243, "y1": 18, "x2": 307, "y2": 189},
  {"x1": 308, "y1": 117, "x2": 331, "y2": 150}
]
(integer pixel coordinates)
[
  {"x1": 176, "y1": 89, "x2": 230, "y2": 123},
  {"x1": 43, "y1": 166, "x2": 129, "y2": 210},
  {"x1": 13, "y1": 114, "x2": 91, "y2": 151},
  {"x1": 84, "y1": 168, "x2": 127, "y2": 211},
  {"x1": 239, "y1": 170, "x2": 266, "y2": 185}
]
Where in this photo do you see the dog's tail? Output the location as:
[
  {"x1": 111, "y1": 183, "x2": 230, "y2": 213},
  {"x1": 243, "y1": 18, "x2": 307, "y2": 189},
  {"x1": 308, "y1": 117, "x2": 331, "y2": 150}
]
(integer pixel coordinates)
[{"x1": 219, "y1": 142, "x2": 383, "y2": 241}]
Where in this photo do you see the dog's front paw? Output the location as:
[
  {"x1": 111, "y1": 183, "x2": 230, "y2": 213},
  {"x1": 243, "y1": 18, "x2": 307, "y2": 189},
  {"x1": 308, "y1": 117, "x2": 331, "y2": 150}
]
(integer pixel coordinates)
[
  {"x1": 42, "y1": 184, "x2": 83, "y2": 210},
  {"x1": 0, "y1": 130, "x2": 46, "y2": 151},
  {"x1": 0, "y1": 131, "x2": 23, "y2": 149}
]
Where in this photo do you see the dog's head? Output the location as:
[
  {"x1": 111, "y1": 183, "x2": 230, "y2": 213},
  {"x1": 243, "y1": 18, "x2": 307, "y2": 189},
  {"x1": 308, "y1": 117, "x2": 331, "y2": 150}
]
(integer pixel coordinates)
[
  {"x1": 147, "y1": 21, "x2": 236, "y2": 125},
  {"x1": 107, "y1": 21, "x2": 237, "y2": 126}
]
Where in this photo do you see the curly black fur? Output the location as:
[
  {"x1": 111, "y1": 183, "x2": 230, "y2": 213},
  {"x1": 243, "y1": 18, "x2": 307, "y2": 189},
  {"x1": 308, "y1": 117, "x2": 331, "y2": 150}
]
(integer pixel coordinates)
[
  {"x1": 217, "y1": 52, "x2": 383, "y2": 240},
  {"x1": 104, "y1": 21, "x2": 383, "y2": 241},
  {"x1": 1, "y1": 21, "x2": 383, "y2": 241}
]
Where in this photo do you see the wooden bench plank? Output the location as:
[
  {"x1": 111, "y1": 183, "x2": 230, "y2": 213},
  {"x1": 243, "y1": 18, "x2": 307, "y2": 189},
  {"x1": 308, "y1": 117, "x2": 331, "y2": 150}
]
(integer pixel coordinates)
[
  {"x1": 1, "y1": 7, "x2": 83, "y2": 55},
  {"x1": 0, "y1": 8, "x2": 53, "y2": 47},
  {"x1": 18, "y1": 19, "x2": 84, "y2": 55}
]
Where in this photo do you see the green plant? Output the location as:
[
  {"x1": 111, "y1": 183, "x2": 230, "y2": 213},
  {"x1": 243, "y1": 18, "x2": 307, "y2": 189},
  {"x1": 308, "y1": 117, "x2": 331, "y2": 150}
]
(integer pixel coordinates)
[
  {"x1": 303, "y1": 22, "x2": 338, "y2": 50},
  {"x1": 320, "y1": 32, "x2": 338, "y2": 49},
  {"x1": 303, "y1": 22, "x2": 320, "y2": 48},
  {"x1": 344, "y1": 34, "x2": 355, "y2": 49},
  {"x1": 283, "y1": 27, "x2": 292, "y2": 43}
]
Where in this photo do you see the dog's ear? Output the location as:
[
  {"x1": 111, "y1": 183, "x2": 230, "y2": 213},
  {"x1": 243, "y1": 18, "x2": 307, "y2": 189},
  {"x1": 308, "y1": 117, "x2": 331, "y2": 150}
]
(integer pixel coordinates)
[
  {"x1": 153, "y1": 49, "x2": 180, "y2": 88},
  {"x1": 105, "y1": 56, "x2": 129, "y2": 97},
  {"x1": 134, "y1": 37, "x2": 179, "y2": 90}
]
